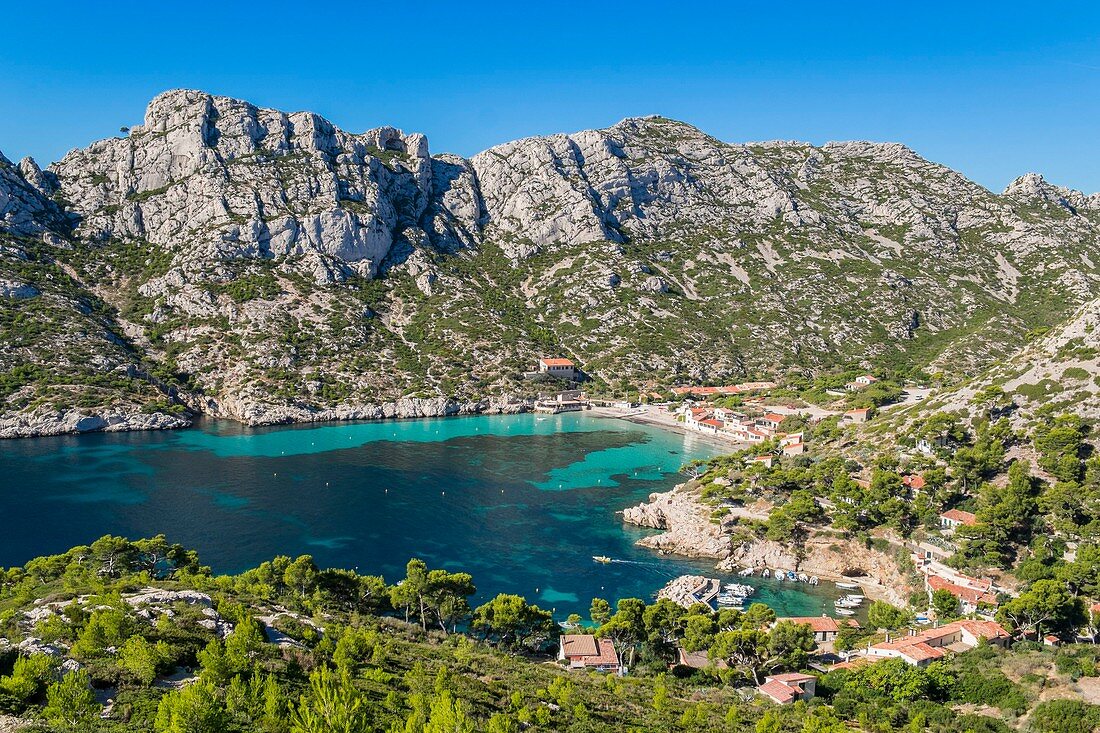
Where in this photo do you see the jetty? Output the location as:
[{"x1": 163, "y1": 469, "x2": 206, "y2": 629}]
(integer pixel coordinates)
[{"x1": 657, "y1": 575, "x2": 722, "y2": 608}]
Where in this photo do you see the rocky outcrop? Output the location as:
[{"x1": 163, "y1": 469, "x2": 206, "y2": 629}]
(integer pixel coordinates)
[
  {"x1": 625, "y1": 485, "x2": 914, "y2": 605},
  {"x1": 623, "y1": 485, "x2": 732, "y2": 559},
  {"x1": 0, "y1": 279, "x2": 38, "y2": 299},
  {"x1": 0, "y1": 408, "x2": 190, "y2": 439},
  {"x1": 52, "y1": 90, "x2": 480, "y2": 281},
  {"x1": 0, "y1": 150, "x2": 60, "y2": 236},
  {"x1": 0, "y1": 715, "x2": 30, "y2": 732},
  {"x1": 200, "y1": 394, "x2": 531, "y2": 426}
]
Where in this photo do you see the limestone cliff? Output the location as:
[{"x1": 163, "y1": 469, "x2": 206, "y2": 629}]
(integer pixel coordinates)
[{"x1": 2, "y1": 90, "x2": 1100, "y2": 435}]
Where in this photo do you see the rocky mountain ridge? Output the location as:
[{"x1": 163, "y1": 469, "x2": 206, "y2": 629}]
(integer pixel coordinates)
[{"x1": 2, "y1": 89, "x2": 1099, "y2": 435}]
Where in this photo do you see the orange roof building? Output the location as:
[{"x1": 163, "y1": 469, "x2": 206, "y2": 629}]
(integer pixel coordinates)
[
  {"x1": 926, "y1": 574, "x2": 998, "y2": 612},
  {"x1": 940, "y1": 509, "x2": 978, "y2": 528},
  {"x1": 558, "y1": 634, "x2": 619, "y2": 671},
  {"x1": 866, "y1": 620, "x2": 1009, "y2": 666},
  {"x1": 757, "y1": 673, "x2": 816, "y2": 705},
  {"x1": 902, "y1": 475, "x2": 926, "y2": 491},
  {"x1": 773, "y1": 615, "x2": 853, "y2": 642}
]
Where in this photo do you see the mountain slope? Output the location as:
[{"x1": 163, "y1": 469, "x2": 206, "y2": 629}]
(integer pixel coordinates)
[
  {"x1": 879, "y1": 296, "x2": 1100, "y2": 436},
  {"x1": 2, "y1": 90, "x2": 1099, "y2": 434}
]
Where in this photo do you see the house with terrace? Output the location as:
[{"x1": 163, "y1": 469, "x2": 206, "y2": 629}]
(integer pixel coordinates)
[{"x1": 865, "y1": 620, "x2": 1010, "y2": 666}]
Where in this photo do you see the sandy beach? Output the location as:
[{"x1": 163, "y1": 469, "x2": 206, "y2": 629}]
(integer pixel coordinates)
[{"x1": 587, "y1": 405, "x2": 751, "y2": 451}]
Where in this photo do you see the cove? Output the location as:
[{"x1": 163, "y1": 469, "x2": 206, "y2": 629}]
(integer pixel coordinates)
[{"x1": 0, "y1": 412, "x2": 842, "y2": 618}]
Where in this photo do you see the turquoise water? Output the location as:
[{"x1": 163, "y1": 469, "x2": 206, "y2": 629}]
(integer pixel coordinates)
[{"x1": 0, "y1": 413, "x2": 843, "y2": 618}]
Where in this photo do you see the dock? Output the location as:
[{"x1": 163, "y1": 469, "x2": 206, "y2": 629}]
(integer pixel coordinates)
[
  {"x1": 533, "y1": 399, "x2": 586, "y2": 414},
  {"x1": 657, "y1": 575, "x2": 722, "y2": 608}
]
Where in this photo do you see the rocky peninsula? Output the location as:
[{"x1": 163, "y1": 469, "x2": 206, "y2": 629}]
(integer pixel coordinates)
[{"x1": 623, "y1": 483, "x2": 914, "y2": 607}]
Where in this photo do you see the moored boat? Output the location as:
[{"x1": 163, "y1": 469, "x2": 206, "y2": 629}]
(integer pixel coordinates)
[
  {"x1": 836, "y1": 581, "x2": 861, "y2": 590},
  {"x1": 836, "y1": 608, "x2": 856, "y2": 616},
  {"x1": 593, "y1": 555, "x2": 612, "y2": 564}
]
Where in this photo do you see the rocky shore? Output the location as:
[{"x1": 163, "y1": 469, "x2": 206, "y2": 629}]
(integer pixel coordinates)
[
  {"x1": 622, "y1": 484, "x2": 914, "y2": 606},
  {"x1": 622, "y1": 485, "x2": 733, "y2": 559},
  {"x1": 0, "y1": 395, "x2": 532, "y2": 439},
  {"x1": 200, "y1": 394, "x2": 532, "y2": 427},
  {"x1": 0, "y1": 408, "x2": 191, "y2": 439}
]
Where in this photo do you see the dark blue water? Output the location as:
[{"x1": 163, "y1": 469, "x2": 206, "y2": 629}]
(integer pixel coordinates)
[{"x1": 0, "y1": 412, "x2": 841, "y2": 618}]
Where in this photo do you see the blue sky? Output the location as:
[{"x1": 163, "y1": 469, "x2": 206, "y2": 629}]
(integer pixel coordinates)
[{"x1": 3, "y1": 1, "x2": 1099, "y2": 192}]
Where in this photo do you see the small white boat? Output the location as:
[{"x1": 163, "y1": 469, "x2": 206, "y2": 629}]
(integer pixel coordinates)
[
  {"x1": 808, "y1": 576, "x2": 819, "y2": 585},
  {"x1": 836, "y1": 582, "x2": 861, "y2": 590},
  {"x1": 786, "y1": 571, "x2": 798, "y2": 581},
  {"x1": 739, "y1": 567, "x2": 755, "y2": 577},
  {"x1": 844, "y1": 594, "x2": 865, "y2": 602},
  {"x1": 593, "y1": 556, "x2": 612, "y2": 564},
  {"x1": 762, "y1": 569, "x2": 771, "y2": 578},
  {"x1": 723, "y1": 583, "x2": 755, "y2": 597},
  {"x1": 834, "y1": 599, "x2": 860, "y2": 608},
  {"x1": 797, "y1": 573, "x2": 809, "y2": 583},
  {"x1": 836, "y1": 608, "x2": 856, "y2": 616}
]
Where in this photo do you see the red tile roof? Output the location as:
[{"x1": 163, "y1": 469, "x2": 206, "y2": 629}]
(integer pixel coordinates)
[
  {"x1": 902, "y1": 475, "x2": 926, "y2": 490},
  {"x1": 940, "y1": 509, "x2": 978, "y2": 526},
  {"x1": 762, "y1": 413, "x2": 786, "y2": 423},
  {"x1": 871, "y1": 619, "x2": 1009, "y2": 663},
  {"x1": 778, "y1": 616, "x2": 840, "y2": 633},
  {"x1": 926, "y1": 575, "x2": 997, "y2": 606},
  {"x1": 561, "y1": 635, "x2": 618, "y2": 667},
  {"x1": 758, "y1": 679, "x2": 799, "y2": 704},
  {"x1": 540, "y1": 358, "x2": 575, "y2": 367},
  {"x1": 768, "y1": 673, "x2": 816, "y2": 683},
  {"x1": 560, "y1": 634, "x2": 598, "y2": 657},
  {"x1": 699, "y1": 419, "x2": 724, "y2": 428},
  {"x1": 672, "y1": 385, "x2": 741, "y2": 395}
]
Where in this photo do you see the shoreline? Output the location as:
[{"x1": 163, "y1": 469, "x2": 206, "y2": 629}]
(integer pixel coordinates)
[
  {"x1": 0, "y1": 400, "x2": 754, "y2": 451},
  {"x1": 0, "y1": 395, "x2": 533, "y2": 441},
  {"x1": 587, "y1": 405, "x2": 751, "y2": 452}
]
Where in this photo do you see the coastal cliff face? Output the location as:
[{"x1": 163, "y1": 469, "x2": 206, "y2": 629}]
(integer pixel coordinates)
[
  {"x1": 3, "y1": 90, "x2": 1100, "y2": 435},
  {"x1": 623, "y1": 485, "x2": 914, "y2": 606}
]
